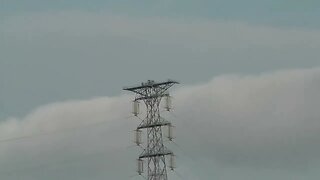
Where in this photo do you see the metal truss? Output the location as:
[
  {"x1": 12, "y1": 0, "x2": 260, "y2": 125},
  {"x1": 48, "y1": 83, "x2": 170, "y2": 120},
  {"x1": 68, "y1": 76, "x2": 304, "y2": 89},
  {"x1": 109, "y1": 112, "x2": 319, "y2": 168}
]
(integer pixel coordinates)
[{"x1": 124, "y1": 80, "x2": 178, "y2": 180}]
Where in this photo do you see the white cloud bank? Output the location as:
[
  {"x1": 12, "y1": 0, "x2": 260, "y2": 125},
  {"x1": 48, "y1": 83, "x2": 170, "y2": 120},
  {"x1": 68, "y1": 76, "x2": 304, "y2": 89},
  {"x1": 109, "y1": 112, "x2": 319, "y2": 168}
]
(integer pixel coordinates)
[{"x1": 0, "y1": 67, "x2": 320, "y2": 179}]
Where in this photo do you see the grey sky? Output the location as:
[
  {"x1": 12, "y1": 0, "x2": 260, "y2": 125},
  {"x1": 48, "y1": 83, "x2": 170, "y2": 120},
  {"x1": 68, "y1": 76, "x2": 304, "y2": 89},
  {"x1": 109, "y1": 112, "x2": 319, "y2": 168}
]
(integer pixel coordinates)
[
  {"x1": 1, "y1": 1, "x2": 320, "y2": 180},
  {"x1": 1, "y1": 12, "x2": 320, "y2": 118}
]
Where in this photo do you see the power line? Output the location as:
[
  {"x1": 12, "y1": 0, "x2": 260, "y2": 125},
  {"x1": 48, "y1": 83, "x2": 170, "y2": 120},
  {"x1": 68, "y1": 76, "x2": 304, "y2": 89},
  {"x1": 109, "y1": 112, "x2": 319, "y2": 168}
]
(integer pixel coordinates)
[{"x1": 0, "y1": 119, "x2": 112, "y2": 144}]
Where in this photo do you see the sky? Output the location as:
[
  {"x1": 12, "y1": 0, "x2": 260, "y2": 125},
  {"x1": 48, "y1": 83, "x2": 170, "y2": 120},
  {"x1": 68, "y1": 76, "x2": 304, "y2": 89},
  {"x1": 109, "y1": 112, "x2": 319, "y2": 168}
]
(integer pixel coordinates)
[{"x1": 1, "y1": 0, "x2": 320, "y2": 179}]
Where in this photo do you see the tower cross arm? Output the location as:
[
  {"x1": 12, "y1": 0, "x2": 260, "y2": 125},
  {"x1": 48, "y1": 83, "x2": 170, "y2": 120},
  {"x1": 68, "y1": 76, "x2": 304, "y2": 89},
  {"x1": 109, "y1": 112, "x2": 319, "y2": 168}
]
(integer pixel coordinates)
[
  {"x1": 139, "y1": 150, "x2": 173, "y2": 159},
  {"x1": 123, "y1": 80, "x2": 179, "y2": 95}
]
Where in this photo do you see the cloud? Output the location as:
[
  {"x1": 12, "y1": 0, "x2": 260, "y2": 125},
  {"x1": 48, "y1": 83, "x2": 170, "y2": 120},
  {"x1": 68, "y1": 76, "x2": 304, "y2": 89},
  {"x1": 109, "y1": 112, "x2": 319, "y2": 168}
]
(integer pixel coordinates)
[
  {"x1": 174, "y1": 68, "x2": 320, "y2": 170},
  {"x1": 0, "y1": 67, "x2": 320, "y2": 179},
  {"x1": 0, "y1": 96, "x2": 134, "y2": 180}
]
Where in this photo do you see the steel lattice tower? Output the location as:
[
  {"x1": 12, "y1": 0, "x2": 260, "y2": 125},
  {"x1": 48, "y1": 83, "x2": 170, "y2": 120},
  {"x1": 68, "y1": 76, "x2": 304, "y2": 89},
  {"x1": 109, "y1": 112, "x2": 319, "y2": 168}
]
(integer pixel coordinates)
[{"x1": 124, "y1": 80, "x2": 178, "y2": 180}]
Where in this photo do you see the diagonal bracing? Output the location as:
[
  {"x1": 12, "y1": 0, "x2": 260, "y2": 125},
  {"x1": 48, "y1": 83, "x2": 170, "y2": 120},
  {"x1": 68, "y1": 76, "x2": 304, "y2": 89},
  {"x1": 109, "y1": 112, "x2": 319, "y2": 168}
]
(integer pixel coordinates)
[{"x1": 124, "y1": 80, "x2": 178, "y2": 180}]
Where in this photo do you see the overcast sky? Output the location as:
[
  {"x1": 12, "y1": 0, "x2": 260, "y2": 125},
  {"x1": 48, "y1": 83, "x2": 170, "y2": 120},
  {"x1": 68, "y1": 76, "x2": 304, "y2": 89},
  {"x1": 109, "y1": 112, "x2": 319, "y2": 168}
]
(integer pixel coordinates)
[{"x1": 1, "y1": 0, "x2": 320, "y2": 179}]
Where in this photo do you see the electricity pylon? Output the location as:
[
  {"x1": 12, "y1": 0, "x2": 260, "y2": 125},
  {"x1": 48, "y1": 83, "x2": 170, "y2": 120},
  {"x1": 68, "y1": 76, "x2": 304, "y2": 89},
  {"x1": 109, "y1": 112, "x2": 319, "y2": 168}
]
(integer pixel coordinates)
[{"x1": 124, "y1": 80, "x2": 178, "y2": 180}]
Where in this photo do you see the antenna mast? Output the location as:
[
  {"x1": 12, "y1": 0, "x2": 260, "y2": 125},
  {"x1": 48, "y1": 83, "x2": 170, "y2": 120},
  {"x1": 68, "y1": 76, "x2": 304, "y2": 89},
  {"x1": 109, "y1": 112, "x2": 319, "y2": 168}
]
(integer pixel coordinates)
[{"x1": 124, "y1": 80, "x2": 179, "y2": 180}]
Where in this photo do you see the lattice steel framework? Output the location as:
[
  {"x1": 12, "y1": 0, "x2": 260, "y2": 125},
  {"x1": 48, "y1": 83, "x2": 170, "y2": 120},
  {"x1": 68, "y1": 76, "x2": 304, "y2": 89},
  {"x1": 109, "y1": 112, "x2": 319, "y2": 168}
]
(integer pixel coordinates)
[{"x1": 124, "y1": 80, "x2": 178, "y2": 180}]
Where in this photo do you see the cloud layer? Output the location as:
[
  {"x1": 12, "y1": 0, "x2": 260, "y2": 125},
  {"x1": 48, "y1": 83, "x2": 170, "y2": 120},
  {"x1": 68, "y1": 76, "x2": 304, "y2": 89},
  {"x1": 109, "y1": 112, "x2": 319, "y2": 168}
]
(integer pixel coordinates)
[{"x1": 0, "y1": 67, "x2": 320, "y2": 179}]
